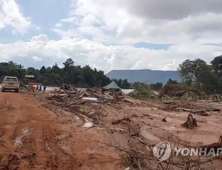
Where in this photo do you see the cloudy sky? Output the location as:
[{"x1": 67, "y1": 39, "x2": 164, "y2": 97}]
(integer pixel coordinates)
[{"x1": 0, "y1": 0, "x2": 222, "y2": 73}]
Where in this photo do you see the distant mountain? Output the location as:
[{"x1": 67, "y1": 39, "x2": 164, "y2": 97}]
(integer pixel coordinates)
[{"x1": 106, "y1": 69, "x2": 181, "y2": 84}]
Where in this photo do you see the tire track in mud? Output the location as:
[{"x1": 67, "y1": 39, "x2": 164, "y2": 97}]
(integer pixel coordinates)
[
  {"x1": 0, "y1": 92, "x2": 122, "y2": 170},
  {"x1": 42, "y1": 124, "x2": 82, "y2": 170},
  {"x1": 0, "y1": 93, "x2": 81, "y2": 170}
]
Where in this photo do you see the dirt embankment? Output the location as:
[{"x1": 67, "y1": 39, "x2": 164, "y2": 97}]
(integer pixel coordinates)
[{"x1": 0, "y1": 92, "x2": 122, "y2": 170}]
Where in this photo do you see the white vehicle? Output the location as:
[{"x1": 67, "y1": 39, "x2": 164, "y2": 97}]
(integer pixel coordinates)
[{"x1": 2, "y1": 76, "x2": 20, "y2": 93}]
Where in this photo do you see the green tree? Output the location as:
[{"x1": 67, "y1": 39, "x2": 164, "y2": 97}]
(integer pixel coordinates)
[
  {"x1": 51, "y1": 63, "x2": 61, "y2": 74},
  {"x1": 63, "y1": 58, "x2": 74, "y2": 68},
  {"x1": 178, "y1": 59, "x2": 210, "y2": 84},
  {"x1": 40, "y1": 66, "x2": 46, "y2": 75},
  {"x1": 211, "y1": 55, "x2": 222, "y2": 75},
  {"x1": 0, "y1": 60, "x2": 127, "y2": 88},
  {"x1": 166, "y1": 79, "x2": 178, "y2": 85},
  {"x1": 178, "y1": 58, "x2": 221, "y2": 93}
]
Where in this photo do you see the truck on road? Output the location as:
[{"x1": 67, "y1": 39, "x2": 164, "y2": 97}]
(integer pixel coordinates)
[{"x1": 2, "y1": 76, "x2": 20, "y2": 93}]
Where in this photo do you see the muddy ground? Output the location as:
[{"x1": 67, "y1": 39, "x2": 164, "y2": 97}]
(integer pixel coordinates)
[
  {"x1": 0, "y1": 92, "x2": 122, "y2": 170},
  {"x1": 0, "y1": 91, "x2": 222, "y2": 169}
]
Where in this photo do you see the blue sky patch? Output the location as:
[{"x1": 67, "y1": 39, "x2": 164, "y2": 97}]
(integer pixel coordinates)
[{"x1": 18, "y1": 0, "x2": 70, "y2": 34}]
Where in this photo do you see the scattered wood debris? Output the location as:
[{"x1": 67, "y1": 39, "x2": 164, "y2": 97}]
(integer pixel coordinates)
[
  {"x1": 198, "y1": 135, "x2": 222, "y2": 156},
  {"x1": 0, "y1": 154, "x2": 20, "y2": 170},
  {"x1": 111, "y1": 117, "x2": 131, "y2": 125},
  {"x1": 177, "y1": 108, "x2": 211, "y2": 116},
  {"x1": 160, "y1": 99, "x2": 220, "y2": 116},
  {"x1": 36, "y1": 85, "x2": 222, "y2": 170},
  {"x1": 43, "y1": 87, "x2": 127, "y2": 126}
]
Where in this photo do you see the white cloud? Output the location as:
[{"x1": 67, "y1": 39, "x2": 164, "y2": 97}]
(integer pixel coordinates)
[
  {"x1": 0, "y1": 34, "x2": 220, "y2": 72},
  {"x1": 118, "y1": 0, "x2": 222, "y2": 20},
  {"x1": 0, "y1": 0, "x2": 222, "y2": 73},
  {"x1": 53, "y1": 0, "x2": 222, "y2": 44},
  {"x1": 0, "y1": 0, "x2": 32, "y2": 34},
  {"x1": 32, "y1": 56, "x2": 42, "y2": 61},
  {"x1": 31, "y1": 34, "x2": 48, "y2": 43}
]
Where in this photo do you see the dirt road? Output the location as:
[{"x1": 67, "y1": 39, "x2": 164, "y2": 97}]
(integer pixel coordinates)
[{"x1": 0, "y1": 92, "x2": 121, "y2": 170}]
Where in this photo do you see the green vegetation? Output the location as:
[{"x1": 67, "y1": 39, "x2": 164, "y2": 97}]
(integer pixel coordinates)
[
  {"x1": 0, "y1": 58, "x2": 131, "y2": 88},
  {"x1": 177, "y1": 55, "x2": 222, "y2": 94},
  {"x1": 129, "y1": 82, "x2": 158, "y2": 100},
  {"x1": 128, "y1": 54, "x2": 222, "y2": 100},
  {"x1": 1, "y1": 54, "x2": 222, "y2": 95}
]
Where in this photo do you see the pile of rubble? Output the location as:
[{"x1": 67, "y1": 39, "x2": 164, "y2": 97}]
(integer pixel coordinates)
[
  {"x1": 160, "y1": 99, "x2": 221, "y2": 117},
  {"x1": 43, "y1": 87, "x2": 125, "y2": 126},
  {"x1": 129, "y1": 83, "x2": 158, "y2": 100},
  {"x1": 60, "y1": 83, "x2": 76, "y2": 91},
  {"x1": 47, "y1": 87, "x2": 123, "y2": 104},
  {"x1": 160, "y1": 84, "x2": 203, "y2": 99},
  {"x1": 39, "y1": 86, "x2": 222, "y2": 169}
]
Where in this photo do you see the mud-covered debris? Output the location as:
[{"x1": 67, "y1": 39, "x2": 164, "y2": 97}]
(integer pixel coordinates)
[
  {"x1": 45, "y1": 142, "x2": 55, "y2": 155},
  {"x1": 0, "y1": 154, "x2": 20, "y2": 170},
  {"x1": 177, "y1": 108, "x2": 211, "y2": 116},
  {"x1": 14, "y1": 127, "x2": 33, "y2": 149},
  {"x1": 209, "y1": 94, "x2": 222, "y2": 102},
  {"x1": 142, "y1": 114, "x2": 150, "y2": 117},
  {"x1": 131, "y1": 113, "x2": 138, "y2": 118},
  {"x1": 162, "y1": 117, "x2": 167, "y2": 122},
  {"x1": 60, "y1": 83, "x2": 77, "y2": 91},
  {"x1": 111, "y1": 117, "x2": 131, "y2": 125},
  {"x1": 181, "y1": 114, "x2": 197, "y2": 129},
  {"x1": 55, "y1": 134, "x2": 71, "y2": 141},
  {"x1": 163, "y1": 100, "x2": 175, "y2": 104},
  {"x1": 44, "y1": 88, "x2": 118, "y2": 125},
  {"x1": 81, "y1": 97, "x2": 98, "y2": 102},
  {"x1": 83, "y1": 122, "x2": 94, "y2": 128},
  {"x1": 206, "y1": 108, "x2": 220, "y2": 112},
  {"x1": 129, "y1": 83, "x2": 158, "y2": 100},
  {"x1": 88, "y1": 111, "x2": 95, "y2": 115},
  {"x1": 20, "y1": 152, "x2": 36, "y2": 159},
  {"x1": 160, "y1": 84, "x2": 202, "y2": 98},
  {"x1": 197, "y1": 136, "x2": 222, "y2": 156}
]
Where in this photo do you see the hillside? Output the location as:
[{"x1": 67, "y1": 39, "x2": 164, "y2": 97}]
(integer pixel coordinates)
[{"x1": 106, "y1": 69, "x2": 181, "y2": 84}]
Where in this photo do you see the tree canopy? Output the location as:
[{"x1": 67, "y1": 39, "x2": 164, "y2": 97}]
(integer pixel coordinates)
[
  {"x1": 1, "y1": 55, "x2": 222, "y2": 94},
  {"x1": 178, "y1": 56, "x2": 222, "y2": 94},
  {"x1": 0, "y1": 58, "x2": 132, "y2": 89}
]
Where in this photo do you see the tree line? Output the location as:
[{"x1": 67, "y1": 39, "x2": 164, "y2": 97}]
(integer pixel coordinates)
[
  {"x1": 1, "y1": 55, "x2": 222, "y2": 93},
  {"x1": 0, "y1": 58, "x2": 132, "y2": 88},
  {"x1": 146, "y1": 55, "x2": 222, "y2": 94}
]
